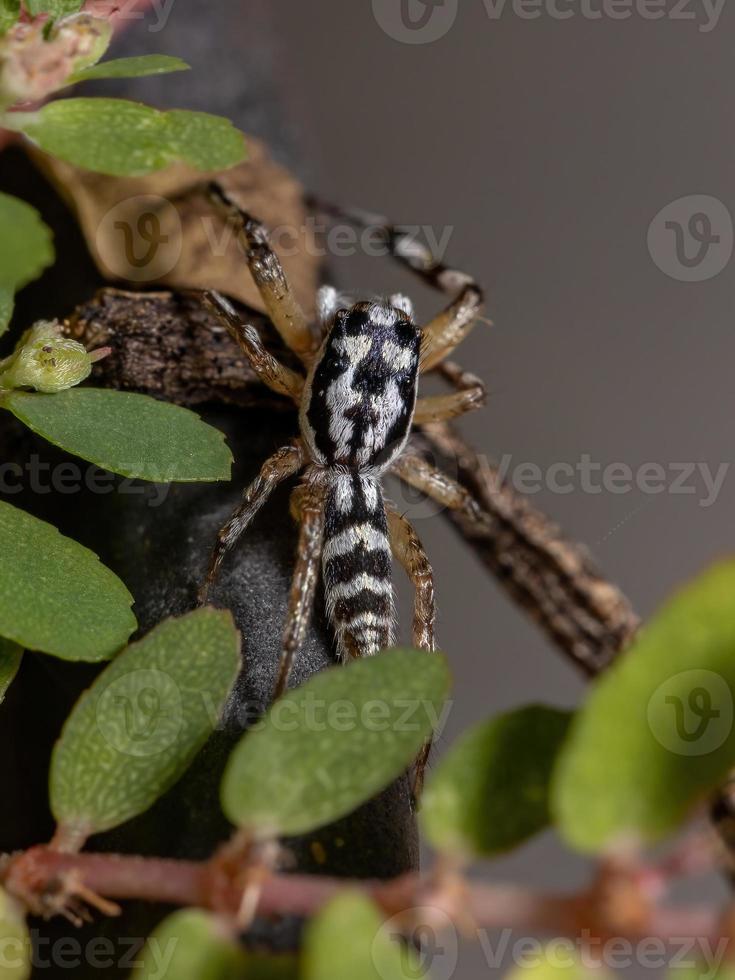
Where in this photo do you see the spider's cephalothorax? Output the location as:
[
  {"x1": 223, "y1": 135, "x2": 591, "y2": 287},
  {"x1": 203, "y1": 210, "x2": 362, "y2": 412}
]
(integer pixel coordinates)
[
  {"x1": 199, "y1": 182, "x2": 487, "y2": 796},
  {"x1": 302, "y1": 301, "x2": 421, "y2": 471},
  {"x1": 301, "y1": 300, "x2": 422, "y2": 660}
]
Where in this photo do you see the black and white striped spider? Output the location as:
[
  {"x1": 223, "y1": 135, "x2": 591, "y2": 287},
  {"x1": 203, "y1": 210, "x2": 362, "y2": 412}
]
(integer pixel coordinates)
[{"x1": 199, "y1": 185, "x2": 487, "y2": 794}]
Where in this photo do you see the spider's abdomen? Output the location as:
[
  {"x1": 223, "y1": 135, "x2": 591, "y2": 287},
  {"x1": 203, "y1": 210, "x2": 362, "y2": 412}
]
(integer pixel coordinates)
[
  {"x1": 322, "y1": 472, "x2": 394, "y2": 660},
  {"x1": 300, "y1": 302, "x2": 421, "y2": 471}
]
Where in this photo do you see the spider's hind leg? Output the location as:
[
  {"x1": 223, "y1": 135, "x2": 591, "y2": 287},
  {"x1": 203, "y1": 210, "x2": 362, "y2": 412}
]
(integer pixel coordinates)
[
  {"x1": 305, "y1": 195, "x2": 485, "y2": 371},
  {"x1": 386, "y1": 504, "x2": 437, "y2": 804},
  {"x1": 199, "y1": 441, "x2": 305, "y2": 605}
]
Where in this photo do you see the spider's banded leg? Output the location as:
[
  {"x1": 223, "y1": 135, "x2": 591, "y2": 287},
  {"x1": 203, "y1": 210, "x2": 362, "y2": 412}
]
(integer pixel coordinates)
[
  {"x1": 390, "y1": 453, "x2": 491, "y2": 534},
  {"x1": 413, "y1": 360, "x2": 487, "y2": 426},
  {"x1": 390, "y1": 451, "x2": 493, "y2": 802},
  {"x1": 199, "y1": 442, "x2": 305, "y2": 604},
  {"x1": 305, "y1": 196, "x2": 485, "y2": 371},
  {"x1": 386, "y1": 506, "x2": 436, "y2": 654},
  {"x1": 208, "y1": 182, "x2": 317, "y2": 362},
  {"x1": 274, "y1": 486, "x2": 326, "y2": 699},
  {"x1": 203, "y1": 290, "x2": 305, "y2": 403},
  {"x1": 386, "y1": 505, "x2": 436, "y2": 803}
]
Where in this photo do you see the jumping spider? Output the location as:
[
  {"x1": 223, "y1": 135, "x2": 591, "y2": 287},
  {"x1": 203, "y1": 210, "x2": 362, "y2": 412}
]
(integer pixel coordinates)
[{"x1": 199, "y1": 184, "x2": 487, "y2": 794}]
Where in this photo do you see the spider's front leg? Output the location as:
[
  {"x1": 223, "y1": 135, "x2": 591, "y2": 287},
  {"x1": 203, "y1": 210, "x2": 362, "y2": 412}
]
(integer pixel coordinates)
[
  {"x1": 413, "y1": 359, "x2": 487, "y2": 426},
  {"x1": 305, "y1": 195, "x2": 485, "y2": 371},
  {"x1": 199, "y1": 441, "x2": 306, "y2": 604},
  {"x1": 386, "y1": 505, "x2": 437, "y2": 802},
  {"x1": 208, "y1": 182, "x2": 318, "y2": 362},
  {"x1": 274, "y1": 483, "x2": 326, "y2": 698},
  {"x1": 202, "y1": 290, "x2": 305, "y2": 403}
]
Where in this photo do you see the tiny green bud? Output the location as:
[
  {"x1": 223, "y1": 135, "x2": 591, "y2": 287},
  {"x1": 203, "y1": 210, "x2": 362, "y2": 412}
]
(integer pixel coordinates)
[{"x1": 0, "y1": 320, "x2": 97, "y2": 393}]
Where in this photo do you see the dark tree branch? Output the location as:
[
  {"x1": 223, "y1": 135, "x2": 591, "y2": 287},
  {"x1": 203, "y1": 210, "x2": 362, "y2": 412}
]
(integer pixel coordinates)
[{"x1": 412, "y1": 420, "x2": 640, "y2": 676}]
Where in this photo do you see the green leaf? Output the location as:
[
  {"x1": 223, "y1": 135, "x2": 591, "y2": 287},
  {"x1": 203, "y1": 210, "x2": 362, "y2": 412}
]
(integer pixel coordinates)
[
  {"x1": 421, "y1": 705, "x2": 572, "y2": 859},
  {"x1": 0, "y1": 639, "x2": 22, "y2": 704},
  {"x1": 131, "y1": 909, "x2": 245, "y2": 980},
  {"x1": 504, "y1": 946, "x2": 609, "y2": 980},
  {"x1": 11, "y1": 98, "x2": 246, "y2": 176},
  {"x1": 68, "y1": 54, "x2": 190, "y2": 83},
  {"x1": 668, "y1": 965, "x2": 735, "y2": 980},
  {"x1": 222, "y1": 648, "x2": 450, "y2": 838},
  {"x1": 0, "y1": 193, "x2": 54, "y2": 291},
  {"x1": 0, "y1": 501, "x2": 135, "y2": 662},
  {"x1": 0, "y1": 288, "x2": 13, "y2": 337},
  {"x1": 304, "y1": 893, "x2": 421, "y2": 980},
  {"x1": 0, "y1": 887, "x2": 30, "y2": 980},
  {"x1": 0, "y1": 0, "x2": 20, "y2": 36},
  {"x1": 553, "y1": 560, "x2": 735, "y2": 852},
  {"x1": 1, "y1": 388, "x2": 232, "y2": 482},
  {"x1": 25, "y1": 0, "x2": 82, "y2": 14},
  {"x1": 50, "y1": 609, "x2": 240, "y2": 841}
]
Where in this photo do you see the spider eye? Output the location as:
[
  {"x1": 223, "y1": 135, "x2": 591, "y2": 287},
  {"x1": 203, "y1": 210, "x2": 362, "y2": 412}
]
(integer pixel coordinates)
[{"x1": 394, "y1": 319, "x2": 417, "y2": 345}]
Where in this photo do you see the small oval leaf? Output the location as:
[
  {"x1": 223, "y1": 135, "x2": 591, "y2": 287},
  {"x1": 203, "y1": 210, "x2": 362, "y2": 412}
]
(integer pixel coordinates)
[
  {"x1": 69, "y1": 54, "x2": 190, "y2": 83},
  {"x1": 0, "y1": 193, "x2": 54, "y2": 291},
  {"x1": 51, "y1": 608, "x2": 240, "y2": 840},
  {"x1": 421, "y1": 705, "x2": 572, "y2": 859},
  {"x1": 0, "y1": 639, "x2": 22, "y2": 704},
  {"x1": 0, "y1": 287, "x2": 14, "y2": 337},
  {"x1": 0, "y1": 501, "x2": 135, "y2": 661},
  {"x1": 12, "y1": 98, "x2": 245, "y2": 176},
  {"x1": 2, "y1": 388, "x2": 233, "y2": 482},
  {"x1": 553, "y1": 560, "x2": 735, "y2": 852},
  {"x1": 25, "y1": 0, "x2": 82, "y2": 15},
  {"x1": 505, "y1": 946, "x2": 610, "y2": 980},
  {"x1": 222, "y1": 648, "x2": 450, "y2": 838},
  {"x1": 0, "y1": 886, "x2": 31, "y2": 980},
  {"x1": 304, "y1": 893, "x2": 421, "y2": 980},
  {"x1": 131, "y1": 909, "x2": 245, "y2": 980}
]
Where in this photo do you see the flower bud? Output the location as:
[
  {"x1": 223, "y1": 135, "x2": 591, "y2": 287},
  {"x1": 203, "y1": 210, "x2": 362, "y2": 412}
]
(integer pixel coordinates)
[
  {"x1": 0, "y1": 13, "x2": 111, "y2": 107},
  {"x1": 0, "y1": 320, "x2": 94, "y2": 393}
]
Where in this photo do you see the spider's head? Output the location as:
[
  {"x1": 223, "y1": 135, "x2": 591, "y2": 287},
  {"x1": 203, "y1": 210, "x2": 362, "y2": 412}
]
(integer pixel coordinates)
[
  {"x1": 317, "y1": 286, "x2": 416, "y2": 335},
  {"x1": 302, "y1": 289, "x2": 422, "y2": 470}
]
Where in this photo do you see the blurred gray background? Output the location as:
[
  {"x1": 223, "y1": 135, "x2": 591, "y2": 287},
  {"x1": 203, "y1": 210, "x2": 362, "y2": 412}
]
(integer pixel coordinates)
[{"x1": 98, "y1": 0, "x2": 735, "y2": 975}]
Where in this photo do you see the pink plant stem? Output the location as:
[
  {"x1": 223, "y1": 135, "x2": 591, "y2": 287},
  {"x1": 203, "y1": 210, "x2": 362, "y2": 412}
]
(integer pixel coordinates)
[{"x1": 2, "y1": 847, "x2": 728, "y2": 949}]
